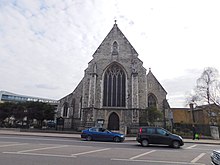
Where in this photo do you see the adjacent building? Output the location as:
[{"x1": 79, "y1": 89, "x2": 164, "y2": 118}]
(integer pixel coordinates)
[
  {"x1": 0, "y1": 90, "x2": 58, "y2": 106},
  {"x1": 171, "y1": 104, "x2": 220, "y2": 125}
]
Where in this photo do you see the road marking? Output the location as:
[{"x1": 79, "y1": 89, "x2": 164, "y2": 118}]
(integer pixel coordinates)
[
  {"x1": 191, "y1": 153, "x2": 206, "y2": 163},
  {"x1": 0, "y1": 143, "x2": 28, "y2": 148},
  {"x1": 111, "y1": 158, "x2": 205, "y2": 165},
  {"x1": 0, "y1": 136, "x2": 75, "y2": 142},
  {"x1": 71, "y1": 148, "x2": 110, "y2": 156},
  {"x1": 3, "y1": 152, "x2": 76, "y2": 158},
  {"x1": 203, "y1": 144, "x2": 219, "y2": 147},
  {"x1": 129, "y1": 150, "x2": 156, "y2": 160},
  {"x1": 17, "y1": 145, "x2": 68, "y2": 153},
  {"x1": 188, "y1": 148, "x2": 213, "y2": 151},
  {"x1": 186, "y1": 144, "x2": 197, "y2": 149}
]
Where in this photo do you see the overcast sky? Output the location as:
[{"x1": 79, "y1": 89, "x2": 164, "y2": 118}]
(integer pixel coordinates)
[{"x1": 1, "y1": 0, "x2": 220, "y2": 108}]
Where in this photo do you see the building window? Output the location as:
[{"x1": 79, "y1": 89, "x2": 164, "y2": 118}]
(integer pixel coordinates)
[
  {"x1": 63, "y1": 102, "x2": 68, "y2": 117},
  {"x1": 148, "y1": 94, "x2": 157, "y2": 108},
  {"x1": 112, "y1": 41, "x2": 118, "y2": 55},
  {"x1": 103, "y1": 63, "x2": 126, "y2": 107},
  {"x1": 148, "y1": 82, "x2": 152, "y2": 88}
]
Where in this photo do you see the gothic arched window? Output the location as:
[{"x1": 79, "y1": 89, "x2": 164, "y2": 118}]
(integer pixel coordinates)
[
  {"x1": 103, "y1": 63, "x2": 126, "y2": 107},
  {"x1": 148, "y1": 94, "x2": 157, "y2": 108},
  {"x1": 112, "y1": 41, "x2": 118, "y2": 55},
  {"x1": 63, "y1": 102, "x2": 68, "y2": 117}
]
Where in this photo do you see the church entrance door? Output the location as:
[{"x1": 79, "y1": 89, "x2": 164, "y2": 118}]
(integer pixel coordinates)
[{"x1": 108, "y1": 112, "x2": 119, "y2": 130}]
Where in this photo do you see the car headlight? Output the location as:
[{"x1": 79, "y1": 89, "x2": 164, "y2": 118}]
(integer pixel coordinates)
[
  {"x1": 178, "y1": 136, "x2": 183, "y2": 140},
  {"x1": 120, "y1": 135, "x2": 124, "y2": 138}
]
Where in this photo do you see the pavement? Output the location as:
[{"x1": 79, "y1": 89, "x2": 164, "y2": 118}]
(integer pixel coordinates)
[{"x1": 0, "y1": 128, "x2": 220, "y2": 145}]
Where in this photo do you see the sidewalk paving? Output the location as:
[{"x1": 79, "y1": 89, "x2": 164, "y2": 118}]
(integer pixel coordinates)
[{"x1": 0, "y1": 129, "x2": 220, "y2": 145}]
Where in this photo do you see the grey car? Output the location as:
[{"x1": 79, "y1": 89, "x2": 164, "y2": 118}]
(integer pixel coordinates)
[{"x1": 136, "y1": 126, "x2": 184, "y2": 148}]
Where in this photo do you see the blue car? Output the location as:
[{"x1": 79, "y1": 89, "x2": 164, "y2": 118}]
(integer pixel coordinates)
[{"x1": 81, "y1": 127, "x2": 125, "y2": 142}]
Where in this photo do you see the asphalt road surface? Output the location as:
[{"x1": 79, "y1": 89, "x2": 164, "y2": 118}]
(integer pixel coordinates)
[{"x1": 0, "y1": 134, "x2": 216, "y2": 165}]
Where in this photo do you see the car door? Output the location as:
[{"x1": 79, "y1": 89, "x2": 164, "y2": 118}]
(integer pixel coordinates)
[
  {"x1": 155, "y1": 128, "x2": 171, "y2": 145},
  {"x1": 102, "y1": 129, "x2": 114, "y2": 141},
  {"x1": 146, "y1": 128, "x2": 158, "y2": 144},
  {"x1": 92, "y1": 128, "x2": 104, "y2": 140},
  {"x1": 89, "y1": 128, "x2": 99, "y2": 140}
]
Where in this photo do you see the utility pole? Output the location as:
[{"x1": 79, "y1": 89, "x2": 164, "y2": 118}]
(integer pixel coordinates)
[
  {"x1": 189, "y1": 103, "x2": 195, "y2": 123},
  {"x1": 163, "y1": 99, "x2": 167, "y2": 129}
]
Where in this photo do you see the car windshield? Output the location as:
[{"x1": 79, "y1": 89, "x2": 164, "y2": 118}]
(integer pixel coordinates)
[{"x1": 99, "y1": 128, "x2": 111, "y2": 133}]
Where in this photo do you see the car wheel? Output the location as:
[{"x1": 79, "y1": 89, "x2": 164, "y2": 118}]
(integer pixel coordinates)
[
  {"x1": 141, "y1": 139, "x2": 149, "y2": 147},
  {"x1": 172, "y1": 141, "x2": 180, "y2": 148},
  {"x1": 114, "y1": 136, "x2": 121, "y2": 142},
  {"x1": 86, "y1": 135, "x2": 92, "y2": 141}
]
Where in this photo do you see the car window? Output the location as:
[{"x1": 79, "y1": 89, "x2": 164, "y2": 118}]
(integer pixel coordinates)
[
  {"x1": 156, "y1": 128, "x2": 167, "y2": 135},
  {"x1": 90, "y1": 128, "x2": 98, "y2": 132},
  {"x1": 103, "y1": 129, "x2": 110, "y2": 133},
  {"x1": 98, "y1": 128, "x2": 106, "y2": 132},
  {"x1": 147, "y1": 128, "x2": 156, "y2": 134},
  {"x1": 142, "y1": 128, "x2": 147, "y2": 133}
]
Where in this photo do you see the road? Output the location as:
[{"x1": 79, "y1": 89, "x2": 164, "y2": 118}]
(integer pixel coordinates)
[{"x1": 0, "y1": 134, "x2": 215, "y2": 165}]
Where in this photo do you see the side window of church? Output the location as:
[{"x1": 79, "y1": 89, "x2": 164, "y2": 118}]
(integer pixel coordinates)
[
  {"x1": 63, "y1": 102, "x2": 68, "y2": 117},
  {"x1": 103, "y1": 64, "x2": 126, "y2": 107},
  {"x1": 148, "y1": 94, "x2": 157, "y2": 107}
]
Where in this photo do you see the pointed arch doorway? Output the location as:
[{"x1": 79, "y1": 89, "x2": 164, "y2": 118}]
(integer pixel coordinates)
[{"x1": 108, "y1": 112, "x2": 119, "y2": 130}]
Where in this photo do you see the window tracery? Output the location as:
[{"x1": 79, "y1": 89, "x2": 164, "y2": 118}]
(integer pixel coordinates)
[{"x1": 103, "y1": 63, "x2": 126, "y2": 107}]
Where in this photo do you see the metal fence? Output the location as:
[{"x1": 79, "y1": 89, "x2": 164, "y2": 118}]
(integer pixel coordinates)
[{"x1": 173, "y1": 123, "x2": 220, "y2": 137}]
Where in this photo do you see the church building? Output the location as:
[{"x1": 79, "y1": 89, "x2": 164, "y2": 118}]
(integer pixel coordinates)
[{"x1": 57, "y1": 22, "x2": 172, "y2": 133}]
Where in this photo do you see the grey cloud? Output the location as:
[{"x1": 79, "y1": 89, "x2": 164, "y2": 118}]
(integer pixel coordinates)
[
  {"x1": 161, "y1": 68, "x2": 202, "y2": 107},
  {"x1": 1, "y1": 0, "x2": 220, "y2": 106},
  {"x1": 35, "y1": 84, "x2": 58, "y2": 90}
]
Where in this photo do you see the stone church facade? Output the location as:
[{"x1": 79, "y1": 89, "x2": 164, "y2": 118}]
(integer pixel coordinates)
[{"x1": 57, "y1": 22, "x2": 172, "y2": 133}]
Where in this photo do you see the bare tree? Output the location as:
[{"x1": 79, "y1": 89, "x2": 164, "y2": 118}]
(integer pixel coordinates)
[
  {"x1": 195, "y1": 67, "x2": 220, "y2": 106},
  {"x1": 185, "y1": 91, "x2": 199, "y2": 106},
  {"x1": 187, "y1": 67, "x2": 220, "y2": 125}
]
